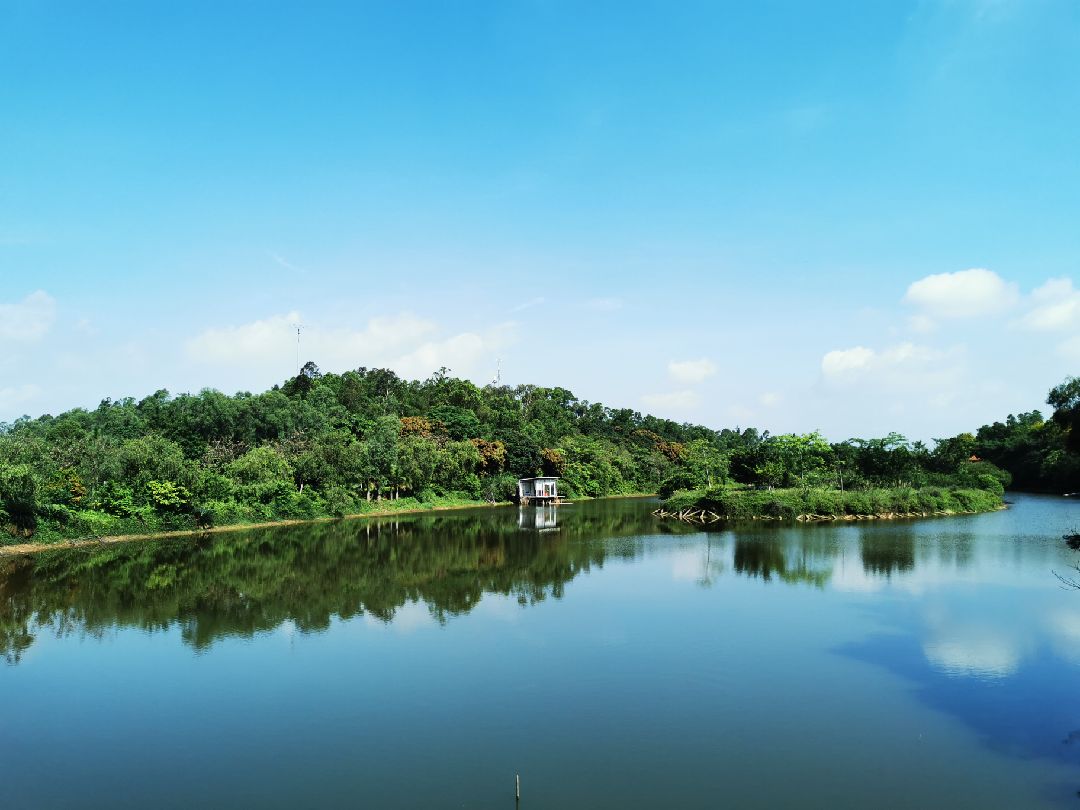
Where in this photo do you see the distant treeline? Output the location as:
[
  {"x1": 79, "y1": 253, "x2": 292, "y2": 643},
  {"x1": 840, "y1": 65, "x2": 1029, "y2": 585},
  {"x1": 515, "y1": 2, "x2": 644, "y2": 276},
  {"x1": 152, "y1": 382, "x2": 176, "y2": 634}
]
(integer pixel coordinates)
[{"x1": 2, "y1": 364, "x2": 1080, "y2": 542}]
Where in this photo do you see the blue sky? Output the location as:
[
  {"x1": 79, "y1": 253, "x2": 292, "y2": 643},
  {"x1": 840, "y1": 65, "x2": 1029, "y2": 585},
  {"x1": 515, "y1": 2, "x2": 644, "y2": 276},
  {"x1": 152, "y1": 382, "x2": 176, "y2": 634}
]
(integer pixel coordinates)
[{"x1": 3, "y1": 0, "x2": 1080, "y2": 439}]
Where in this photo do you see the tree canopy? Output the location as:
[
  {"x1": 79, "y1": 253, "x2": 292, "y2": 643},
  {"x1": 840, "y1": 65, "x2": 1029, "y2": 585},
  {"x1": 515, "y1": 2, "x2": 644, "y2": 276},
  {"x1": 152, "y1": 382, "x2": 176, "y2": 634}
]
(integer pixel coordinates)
[{"x1": 1, "y1": 364, "x2": 1075, "y2": 543}]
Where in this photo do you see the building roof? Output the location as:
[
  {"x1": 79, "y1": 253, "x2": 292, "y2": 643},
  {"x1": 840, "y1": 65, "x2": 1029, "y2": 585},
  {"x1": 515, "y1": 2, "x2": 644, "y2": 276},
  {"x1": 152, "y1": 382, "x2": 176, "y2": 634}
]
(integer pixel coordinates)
[{"x1": 518, "y1": 477, "x2": 559, "y2": 481}]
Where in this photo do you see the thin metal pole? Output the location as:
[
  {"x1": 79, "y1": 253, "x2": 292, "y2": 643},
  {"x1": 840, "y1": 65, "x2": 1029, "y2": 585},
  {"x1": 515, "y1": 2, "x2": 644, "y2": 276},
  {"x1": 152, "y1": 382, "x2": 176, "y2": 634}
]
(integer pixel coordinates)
[{"x1": 515, "y1": 774, "x2": 520, "y2": 801}]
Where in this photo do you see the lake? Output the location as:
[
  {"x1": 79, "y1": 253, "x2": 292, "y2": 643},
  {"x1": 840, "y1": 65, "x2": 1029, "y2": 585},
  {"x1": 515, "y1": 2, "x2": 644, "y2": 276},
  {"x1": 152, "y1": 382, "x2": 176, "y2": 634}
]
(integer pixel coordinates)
[{"x1": 2, "y1": 493, "x2": 1080, "y2": 808}]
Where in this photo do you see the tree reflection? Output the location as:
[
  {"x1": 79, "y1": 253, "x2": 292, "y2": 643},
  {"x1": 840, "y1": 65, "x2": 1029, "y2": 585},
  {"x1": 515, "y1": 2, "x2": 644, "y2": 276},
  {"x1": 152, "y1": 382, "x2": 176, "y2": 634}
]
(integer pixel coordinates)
[
  {"x1": 733, "y1": 537, "x2": 788, "y2": 582},
  {"x1": 731, "y1": 533, "x2": 834, "y2": 587},
  {"x1": 860, "y1": 530, "x2": 916, "y2": 577},
  {"x1": 1, "y1": 501, "x2": 688, "y2": 663},
  {"x1": 1, "y1": 501, "x2": 992, "y2": 665}
]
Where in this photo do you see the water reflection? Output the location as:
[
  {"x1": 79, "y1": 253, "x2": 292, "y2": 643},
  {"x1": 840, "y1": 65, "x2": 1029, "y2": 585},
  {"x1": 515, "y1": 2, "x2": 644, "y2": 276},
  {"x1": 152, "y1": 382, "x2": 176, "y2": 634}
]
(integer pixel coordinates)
[
  {"x1": 0, "y1": 502, "x2": 993, "y2": 665},
  {"x1": 859, "y1": 531, "x2": 915, "y2": 577},
  {"x1": 839, "y1": 626, "x2": 1080, "y2": 772},
  {"x1": 4, "y1": 496, "x2": 1080, "y2": 806},
  {"x1": 0, "y1": 500, "x2": 684, "y2": 663},
  {"x1": 2, "y1": 497, "x2": 1078, "y2": 672},
  {"x1": 518, "y1": 503, "x2": 560, "y2": 532},
  {"x1": 729, "y1": 533, "x2": 837, "y2": 587},
  {"x1": 826, "y1": 496, "x2": 1080, "y2": 784},
  {"x1": 922, "y1": 632, "x2": 1024, "y2": 679}
]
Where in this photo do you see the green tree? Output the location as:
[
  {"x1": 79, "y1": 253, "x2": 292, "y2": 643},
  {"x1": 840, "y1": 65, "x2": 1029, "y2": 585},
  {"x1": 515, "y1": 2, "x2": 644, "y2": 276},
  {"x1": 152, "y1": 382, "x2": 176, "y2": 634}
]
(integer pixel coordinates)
[
  {"x1": 366, "y1": 415, "x2": 401, "y2": 499},
  {"x1": 0, "y1": 463, "x2": 37, "y2": 534},
  {"x1": 683, "y1": 439, "x2": 730, "y2": 489},
  {"x1": 227, "y1": 446, "x2": 295, "y2": 505},
  {"x1": 1049, "y1": 377, "x2": 1080, "y2": 453}
]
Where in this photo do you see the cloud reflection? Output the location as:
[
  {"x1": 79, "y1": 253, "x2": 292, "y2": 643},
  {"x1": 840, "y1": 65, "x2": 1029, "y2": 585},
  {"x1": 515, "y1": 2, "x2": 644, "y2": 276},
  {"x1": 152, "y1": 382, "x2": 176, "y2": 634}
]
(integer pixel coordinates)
[{"x1": 922, "y1": 635, "x2": 1022, "y2": 679}]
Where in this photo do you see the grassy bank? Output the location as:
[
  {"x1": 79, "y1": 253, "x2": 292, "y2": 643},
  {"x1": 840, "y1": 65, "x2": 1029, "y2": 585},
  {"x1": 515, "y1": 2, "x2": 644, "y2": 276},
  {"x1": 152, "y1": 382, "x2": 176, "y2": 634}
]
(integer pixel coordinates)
[
  {"x1": 1, "y1": 491, "x2": 659, "y2": 554},
  {"x1": 0, "y1": 496, "x2": 513, "y2": 556},
  {"x1": 3, "y1": 493, "x2": 502, "y2": 551},
  {"x1": 566, "y1": 491, "x2": 656, "y2": 501},
  {"x1": 662, "y1": 485, "x2": 1004, "y2": 521}
]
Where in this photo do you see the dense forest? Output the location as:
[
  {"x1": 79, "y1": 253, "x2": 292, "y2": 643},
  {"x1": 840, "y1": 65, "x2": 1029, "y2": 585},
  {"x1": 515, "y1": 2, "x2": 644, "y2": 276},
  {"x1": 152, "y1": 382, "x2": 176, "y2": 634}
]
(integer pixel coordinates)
[{"x1": 2, "y1": 363, "x2": 1080, "y2": 543}]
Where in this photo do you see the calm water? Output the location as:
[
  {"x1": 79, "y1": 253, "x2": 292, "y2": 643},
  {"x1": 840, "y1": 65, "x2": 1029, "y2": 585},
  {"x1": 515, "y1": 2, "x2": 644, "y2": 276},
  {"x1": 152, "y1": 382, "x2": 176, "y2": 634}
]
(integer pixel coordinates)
[{"x1": 3, "y1": 494, "x2": 1080, "y2": 808}]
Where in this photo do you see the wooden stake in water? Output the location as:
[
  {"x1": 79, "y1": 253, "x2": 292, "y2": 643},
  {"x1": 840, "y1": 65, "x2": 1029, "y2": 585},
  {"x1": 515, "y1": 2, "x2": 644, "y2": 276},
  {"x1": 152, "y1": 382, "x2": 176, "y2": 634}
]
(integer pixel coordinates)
[{"x1": 515, "y1": 774, "x2": 520, "y2": 801}]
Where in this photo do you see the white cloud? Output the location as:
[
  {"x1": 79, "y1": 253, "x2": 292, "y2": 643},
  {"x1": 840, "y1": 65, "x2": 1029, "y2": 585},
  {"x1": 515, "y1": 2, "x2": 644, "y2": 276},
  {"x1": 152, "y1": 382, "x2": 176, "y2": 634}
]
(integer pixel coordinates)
[
  {"x1": 188, "y1": 310, "x2": 302, "y2": 365},
  {"x1": 185, "y1": 311, "x2": 514, "y2": 383},
  {"x1": 642, "y1": 389, "x2": 701, "y2": 411},
  {"x1": 393, "y1": 325, "x2": 515, "y2": 380},
  {"x1": 904, "y1": 268, "x2": 1018, "y2": 320},
  {"x1": 668, "y1": 357, "x2": 717, "y2": 384},
  {"x1": 821, "y1": 342, "x2": 964, "y2": 395},
  {"x1": 188, "y1": 312, "x2": 430, "y2": 366},
  {"x1": 1010, "y1": 277, "x2": 1080, "y2": 359},
  {"x1": 821, "y1": 346, "x2": 875, "y2": 376},
  {"x1": 1018, "y1": 277, "x2": 1080, "y2": 332},
  {"x1": 0, "y1": 290, "x2": 56, "y2": 342}
]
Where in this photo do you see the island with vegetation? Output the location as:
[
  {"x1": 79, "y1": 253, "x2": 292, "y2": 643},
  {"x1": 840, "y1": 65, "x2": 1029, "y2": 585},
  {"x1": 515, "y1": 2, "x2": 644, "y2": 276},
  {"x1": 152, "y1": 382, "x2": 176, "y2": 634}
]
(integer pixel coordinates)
[
  {"x1": 656, "y1": 376, "x2": 1080, "y2": 523},
  {"x1": 656, "y1": 430, "x2": 1010, "y2": 523},
  {"x1": 659, "y1": 483, "x2": 1005, "y2": 524},
  {"x1": 3, "y1": 364, "x2": 1080, "y2": 547}
]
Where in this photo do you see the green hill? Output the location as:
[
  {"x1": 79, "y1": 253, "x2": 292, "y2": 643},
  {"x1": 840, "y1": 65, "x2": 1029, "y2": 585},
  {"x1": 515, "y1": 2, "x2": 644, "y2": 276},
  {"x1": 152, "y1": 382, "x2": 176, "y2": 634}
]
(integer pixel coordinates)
[{"x1": 2, "y1": 364, "x2": 1077, "y2": 544}]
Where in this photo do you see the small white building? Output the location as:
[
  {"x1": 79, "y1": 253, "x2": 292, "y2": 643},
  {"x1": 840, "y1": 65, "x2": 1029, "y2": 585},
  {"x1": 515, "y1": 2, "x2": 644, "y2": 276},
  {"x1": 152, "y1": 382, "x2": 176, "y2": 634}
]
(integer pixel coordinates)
[{"x1": 517, "y1": 477, "x2": 560, "y2": 503}]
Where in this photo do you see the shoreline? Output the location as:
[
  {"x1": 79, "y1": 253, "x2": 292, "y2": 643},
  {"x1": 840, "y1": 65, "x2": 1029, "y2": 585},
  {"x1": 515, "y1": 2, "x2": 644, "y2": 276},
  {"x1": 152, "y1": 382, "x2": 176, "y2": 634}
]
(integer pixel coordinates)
[
  {"x1": 0, "y1": 493, "x2": 661, "y2": 557},
  {"x1": 0, "y1": 500, "x2": 513, "y2": 558},
  {"x1": 656, "y1": 485, "x2": 1006, "y2": 525},
  {"x1": 654, "y1": 503, "x2": 1008, "y2": 524}
]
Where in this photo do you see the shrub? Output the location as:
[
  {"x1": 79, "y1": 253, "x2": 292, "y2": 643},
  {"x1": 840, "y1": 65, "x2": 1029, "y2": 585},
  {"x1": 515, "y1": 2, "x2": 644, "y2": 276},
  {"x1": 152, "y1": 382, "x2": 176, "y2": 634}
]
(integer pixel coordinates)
[
  {"x1": 192, "y1": 505, "x2": 215, "y2": 530},
  {"x1": 273, "y1": 489, "x2": 321, "y2": 520},
  {"x1": 977, "y1": 473, "x2": 1005, "y2": 496},
  {"x1": 0, "y1": 463, "x2": 38, "y2": 535},
  {"x1": 320, "y1": 484, "x2": 356, "y2": 518},
  {"x1": 662, "y1": 484, "x2": 1003, "y2": 520},
  {"x1": 481, "y1": 473, "x2": 517, "y2": 503},
  {"x1": 69, "y1": 510, "x2": 135, "y2": 538}
]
